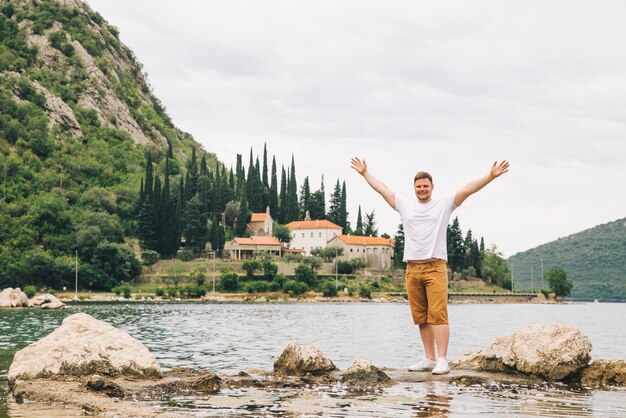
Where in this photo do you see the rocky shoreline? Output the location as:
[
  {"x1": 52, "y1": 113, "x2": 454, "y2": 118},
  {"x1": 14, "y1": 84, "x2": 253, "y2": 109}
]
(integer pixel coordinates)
[{"x1": 5, "y1": 313, "x2": 625, "y2": 417}]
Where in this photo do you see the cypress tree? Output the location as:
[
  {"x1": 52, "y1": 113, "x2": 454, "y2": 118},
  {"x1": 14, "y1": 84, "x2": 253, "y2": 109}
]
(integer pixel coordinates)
[
  {"x1": 144, "y1": 154, "x2": 153, "y2": 199},
  {"x1": 269, "y1": 156, "x2": 279, "y2": 219},
  {"x1": 235, "y1": 153, "x2": 244, "y2": 198},
  {"x1": 340, "y1": 181, "x2": 348, "y2": 232},
  {"x1": 236, "y1": 192, "x2": 251, "y2": 236},
  {"x1": 200, "y1": 154, "x2": 208, "y2": 176},
  {"x1": 355, "y1": 206, "x2": 363, "y2": 235},
  {"x1": 262, "y1": 143, "x2": 269, "y2": 188},
  {"x1": 299, "y1": 176, "x2": 311, "y2": 219},
  {"x1": 328, "y1": 179, "x2": 341, "y2": 225},
  {"x1": 287, "y1": 155, "x2": 299, "y2": 222},
  {"x1": 279, "y1": 165, "x2": 287, "y2": 224},
  {"x1": 186, "y1": 147, "x2": 198, "y2": 199}
]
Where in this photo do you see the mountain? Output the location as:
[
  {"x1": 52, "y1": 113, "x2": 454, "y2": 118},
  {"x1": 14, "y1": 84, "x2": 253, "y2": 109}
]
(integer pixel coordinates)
[
  {"x1": 0, "y1": 0, "x2": 219, "y2": 290},
  {"x1": 508, "y1": 217, "x2": 626, "y2": 301}
]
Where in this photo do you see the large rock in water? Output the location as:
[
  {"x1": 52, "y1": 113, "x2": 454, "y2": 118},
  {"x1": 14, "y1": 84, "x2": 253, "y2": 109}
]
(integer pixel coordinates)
[
  {"x1": 452, "y1": 324, "x2": 592, "y2": 381},
  {"x1": 274, "y1": 343, "x2": 337, "y2": 377},
  {"x1": 8, "y1": 313, "x2": 161, "y2": 383},
  {"x1": 31, "y1": 293, "x2": 67, "y2": 309},
  {"x1": 341, "y1": 358, "x2": 393, "y2": 388},
  {"x1": 579, "y1": 360, "x2": 626, "y2": 387},
  {"x1": 0, "y1": 288, "x2": 31, "y2": 307}
]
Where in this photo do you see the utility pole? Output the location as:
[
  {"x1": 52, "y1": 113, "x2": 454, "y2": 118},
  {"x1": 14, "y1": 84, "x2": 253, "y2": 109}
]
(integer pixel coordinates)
[
  {"x1": 539, "y1": 257, "x2": 543, "y2": 290},
  {"x1": 75, "y1": 250, "x2": 78, "y2": 296},
  {"x1": 335, "y1": 246, "x2": 338, "y2": 290}
]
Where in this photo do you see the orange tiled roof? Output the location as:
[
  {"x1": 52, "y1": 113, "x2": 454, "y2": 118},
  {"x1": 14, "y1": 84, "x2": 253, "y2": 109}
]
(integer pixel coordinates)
[
  {"x1": 287, "y1": 219, "x2": 342, "y2": 230},
  {"x1": 334, "y1": 235, "x2": 395, "y2": 247},
  {"x1": 233, "y1": 236, "x2": 281, "y2": 246},
  {"x1": 250, "y1": 213, "x2": 269, "y2": 222}
]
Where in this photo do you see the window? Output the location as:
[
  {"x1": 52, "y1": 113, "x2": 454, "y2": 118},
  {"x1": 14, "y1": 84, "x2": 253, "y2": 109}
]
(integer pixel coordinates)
[
  {"x1": 319, "y1": 232, "x2": 322, "y2": 237},
  {"x1": 302, "y1": 233, "x2": 305, "y2": 238},
  {"x1": 357, "y1": 248, "x2": 360, "y2": 252},
  {"x1": 350, "y1": 248, "x2": 353, "y2": 252},
  {"x1": 311, "y1": 233, "x2": 314, "y2": 238}
]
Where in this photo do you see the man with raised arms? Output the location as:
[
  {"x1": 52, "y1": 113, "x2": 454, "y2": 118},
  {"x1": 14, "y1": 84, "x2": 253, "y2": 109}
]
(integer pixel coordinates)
[{"x1": 351, "y1": 157, "x2": 509, "y2": 375}]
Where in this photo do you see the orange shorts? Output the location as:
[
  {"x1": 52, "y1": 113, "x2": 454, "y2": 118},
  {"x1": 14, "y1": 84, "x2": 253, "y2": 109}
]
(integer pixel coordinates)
[{"x1": 405, "y1": 259, "x2": 449, "y2": 325}]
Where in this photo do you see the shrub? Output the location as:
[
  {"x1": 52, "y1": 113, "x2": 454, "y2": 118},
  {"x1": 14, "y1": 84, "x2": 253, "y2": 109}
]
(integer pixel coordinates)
[
  {"x1": 141, "y1": 249, "x2": 160, "y2": 266},
  {"x1": 177, "y1": 248, "x2": 195, "y2": 261},
  {"x1": 294, "y1": 264, "x2": 317, "y2": 287},
  {"x1": 220, "y1": 271, "x2": 239, "y2": 291},
  {"x1": 120, "y1": 284, "x2": 132, "y2": 299},
  {"x1": 321, "y1": 282, "x2": 338, "y2": 297},
  {"x1": 337, "y1": 260, "x2": 353, "y2": 274},
  {"x1": 242, "y1": 260, "x2": 262, "y2": 279},
  {"x1": 268, "y1": 282, "x2": 281, "y2": 292},
  {"x1": 111, "y1": 286, "x2": 121, "y2": 296},
  {"x1": 155, "y1": 287, "x2": 165, "y2": 297},
  {"x1": 301, "y1": 256, "x2": 322, "y2": 272},
  {"x1": 359, "y1": 285, "x2": 372, "y2": 299},
  {"x1": 371, "y1": 281, "x2": 380, "y2": 289},
  {"x1": 24, "y1": 285, "x2": 36, "y2": 298},
  {"x1": 282, "y1": 280, "x2": 308, "y2": 296},
  {"x1": 273, "y1": 273, "x2": 287, "y2": 288},
  {"x1": 262, "y1": 261, "x2": 278, "y2": 280},
  {"x1": 167, "y1": 288, "x2": 177, "y2": 298},
  {"x1": 244, "y1": 281, "x2": 269, "y2": 293}
]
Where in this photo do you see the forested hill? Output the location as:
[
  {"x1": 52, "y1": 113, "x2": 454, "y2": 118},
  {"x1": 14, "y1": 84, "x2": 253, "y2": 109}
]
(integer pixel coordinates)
[
  {"x1": 508, "y1": 217, "x2": 626, "y2": 301},
  {"x1": 0, "y1": 0, "x2": 218, "y2": 289}
]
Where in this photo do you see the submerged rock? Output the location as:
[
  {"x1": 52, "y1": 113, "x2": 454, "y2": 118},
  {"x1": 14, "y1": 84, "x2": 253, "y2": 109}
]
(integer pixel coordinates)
[
  {"x1": 0, "y1": 288, "x2": 31, "y2": 308},
  {"x1": 191, "y1": 372, "x2": 222, "y2": 393},
  {"x1": 274, "y1": 343, "x2": 337, "y2": 377},
  {"x1": 8, "y1": 313, "x2": 161, "y2": 383},
  {"x1": 579, "y1": 360, "x2": 626, "y2": 387},
  {"x1": 31, "y1": 293, "x2": 67, "y2": 309},
  {"x1": 341, "y1": 358, "x2": 393, "y2": 388},
  {"x1": 452, "y1": 324, "x2": 592, "y2": 381}
]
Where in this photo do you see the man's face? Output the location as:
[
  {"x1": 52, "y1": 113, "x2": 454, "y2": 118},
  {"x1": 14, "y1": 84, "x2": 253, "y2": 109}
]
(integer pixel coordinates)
[{"x1": 414, "y1": 178, "x2": 433, "y2": 202}]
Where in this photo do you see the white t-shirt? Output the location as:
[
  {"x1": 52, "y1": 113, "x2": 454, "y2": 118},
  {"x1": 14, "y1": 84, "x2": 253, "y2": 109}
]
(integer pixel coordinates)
[{"x1": 394, "y1": 194, "x2": 457, "y2": 262}]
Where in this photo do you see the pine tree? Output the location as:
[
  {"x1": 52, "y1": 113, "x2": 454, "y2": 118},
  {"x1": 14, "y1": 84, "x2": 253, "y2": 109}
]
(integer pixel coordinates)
[
  {"x1": 446, "y1": 217, "x2": 465, "y2": 272},
  {"x1": 363, "y1": 210, "x2": 378, "y2": 236},
  {"x1": 355, "y1": 206, "x2": 363, "y2": 235},
  {"x1": 309, "y1": 176, "x2": 326, "y2": 220},
  {"x1": 287, "y1": 155, "x2": 299, "y2": 222},
  {"x1": 394, "y1": 223, "x2": 405, "y2": 267}
]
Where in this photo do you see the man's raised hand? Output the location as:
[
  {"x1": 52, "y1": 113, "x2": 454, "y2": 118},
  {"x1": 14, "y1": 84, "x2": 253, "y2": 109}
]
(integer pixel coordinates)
[
  {"x1": 351, "y1": 157, "x2": 367, "y2": 175},
  {"x1": 490, "y1": 160, "x2": 510, "y2": 178}
]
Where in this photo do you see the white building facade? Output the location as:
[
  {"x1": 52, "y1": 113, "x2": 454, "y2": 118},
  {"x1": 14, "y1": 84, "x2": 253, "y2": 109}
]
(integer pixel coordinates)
[{"x1": 286, "y1": 219, "x2": 342, "y2": 256}]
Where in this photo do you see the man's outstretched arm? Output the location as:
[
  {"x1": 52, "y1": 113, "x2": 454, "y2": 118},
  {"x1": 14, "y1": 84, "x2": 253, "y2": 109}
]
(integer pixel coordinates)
[
  {"x1": 351, "y1": 157, "x2": 396, "y2": 209},
  {"x1": 455, "y1": 160, "x2": 510, "y2": 207}
]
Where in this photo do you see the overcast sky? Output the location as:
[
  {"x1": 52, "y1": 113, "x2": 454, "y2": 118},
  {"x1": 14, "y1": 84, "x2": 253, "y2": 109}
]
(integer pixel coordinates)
[{"x1": 87, "y1": 0, "x2": 626, "y2": 257}]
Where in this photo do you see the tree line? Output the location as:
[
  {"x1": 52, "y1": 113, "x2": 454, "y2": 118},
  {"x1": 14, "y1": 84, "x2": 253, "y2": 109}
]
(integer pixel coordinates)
[{"x1": 135, "y1": 143, "x2": 353, "y2": 259}]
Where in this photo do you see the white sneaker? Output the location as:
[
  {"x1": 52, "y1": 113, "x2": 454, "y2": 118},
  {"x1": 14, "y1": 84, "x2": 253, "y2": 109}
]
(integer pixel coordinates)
[
  {"x1": 431, "y1": 358, "x2": 450, "y2": 375},
  {"x1": 408, "y1": 357, "x2": 437, "y2": 371}
]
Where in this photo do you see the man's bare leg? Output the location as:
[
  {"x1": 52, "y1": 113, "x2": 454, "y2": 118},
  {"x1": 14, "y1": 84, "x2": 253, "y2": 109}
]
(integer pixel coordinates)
[
  {"x1": 419, "y1": 324, "x2": 436, "y2": 360},
  {"x1": 433, "y1": 324, "x2": 450, "y2": 359}
]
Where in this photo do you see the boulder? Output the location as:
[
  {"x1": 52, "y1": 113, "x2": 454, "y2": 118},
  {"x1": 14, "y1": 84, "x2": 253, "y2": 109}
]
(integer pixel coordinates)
[
  {"x1": 31, "y1": 294, "x2": 67, "y2": 309},
  {"x1": 8, "y1": 313, "x2": 161, "y2": 383},
  {"x1": 341, "y1": 358, "x2": 393, "y2": 387},
  {"x1": 274, "y1": 343, "x2": 337, "y2": 377},
  {"x1": 191, "y1": 372, "x2": 221, "y2": 393},
  {"x1": 452, "y1": 324, "x2": 592, "y2": 381},
  {"x1": 579, "y1": 360, "x2": 626, "y2": 387},
  {"x1": 0, "y1": 288, "x2": 31, "y2": 308}
]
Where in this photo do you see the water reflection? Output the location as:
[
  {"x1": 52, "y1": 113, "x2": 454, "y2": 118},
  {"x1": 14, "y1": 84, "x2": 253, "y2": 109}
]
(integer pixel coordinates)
[{"x1": 412, "y1": 382, "x2": 451, "y2": 417}]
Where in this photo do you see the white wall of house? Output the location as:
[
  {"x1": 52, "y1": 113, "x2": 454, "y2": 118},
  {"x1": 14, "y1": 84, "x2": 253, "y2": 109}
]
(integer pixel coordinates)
[{"x1": 290, "y1": 228, "x2": 341, "y2": 255}]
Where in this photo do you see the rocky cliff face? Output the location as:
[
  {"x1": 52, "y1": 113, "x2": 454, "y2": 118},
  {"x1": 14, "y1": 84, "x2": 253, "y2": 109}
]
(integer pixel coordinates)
[{"x1": 1, "y1": 0, "x2": 189, "y2": 149}]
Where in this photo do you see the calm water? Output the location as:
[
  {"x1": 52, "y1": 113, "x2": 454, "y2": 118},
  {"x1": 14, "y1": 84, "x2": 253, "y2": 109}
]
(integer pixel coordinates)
[{"x1": 1, "y1": 302, "x2": 625, "y2": 417}]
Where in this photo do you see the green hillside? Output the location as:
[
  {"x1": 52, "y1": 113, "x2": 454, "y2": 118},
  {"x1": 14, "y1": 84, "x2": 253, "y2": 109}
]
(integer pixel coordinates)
[
  {"x1": 0, "y1": 0, "x2": 218, "y2": 290},
  {"x1": 508, "y1": 218, "x2": 626, "y2": 301}
]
